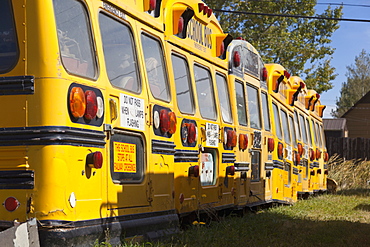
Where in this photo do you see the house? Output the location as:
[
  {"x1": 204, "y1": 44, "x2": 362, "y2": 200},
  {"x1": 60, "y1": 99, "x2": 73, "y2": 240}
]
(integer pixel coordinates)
[
  {"x1": 340, "y1": 90, "x2": 370, "y2": 138},
  {"x1": 323, "y1": 118, "x2": 348, "y2": 139}
]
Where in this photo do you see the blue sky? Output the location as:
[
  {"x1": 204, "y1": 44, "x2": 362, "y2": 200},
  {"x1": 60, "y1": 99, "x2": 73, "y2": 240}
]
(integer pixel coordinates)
[{"x1": 315, "y1": 0, "x2": 370, "y2": 118}]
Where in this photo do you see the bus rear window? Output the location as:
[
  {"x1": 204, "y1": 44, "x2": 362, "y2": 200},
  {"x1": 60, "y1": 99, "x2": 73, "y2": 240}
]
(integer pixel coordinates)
[
  {"x1": 0, "y1": 0, "x2": 18, "y2": 73},
  {"x1": 53, "y1": 0, "x2": 96, "y2": 79}
]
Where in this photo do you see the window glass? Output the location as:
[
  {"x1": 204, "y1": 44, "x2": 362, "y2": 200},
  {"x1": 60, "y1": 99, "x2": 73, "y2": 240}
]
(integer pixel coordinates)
[
  {"x1": 216, "y1": 73, "x2": 232, "y2": 123},
  {"x1": 234, "y1": 80, "x2": 247, "y2": 126},
  {"x1": 261, "y1": 92, "x2": 270, "y2": 131},
  {"x1": 289, "y1": 115, "x2": 297, "y2": 148},
  {"x1": 306, "y1": 118, "x2": 313, "y2": 146},
  {"x1": 251, "y1": 151, "x2": 261, "y2": 182},
  {"x1": 281, "y1": 109, "x2": 291, "y2": 144},
  {"x1": 319, "y1": 124, "x2": 325, "y2": 147},
  {"x1": 194, "y1": 64, "x2": 216, "y2": 120},
  {"x1": 0, "y1": 0, "x2": 18, "y2": 73},
  {"x1": 315, "y1": 122, "x2": 323, "y2": 147},
  {"x1": 172, "y1": 54, "x2": 194, "y2": 114},
  {"x1": 299, "y1": 114, "x2": 308, "y2": 144},
  {"x1": 141, "y1": 34, "x2": 169, "y2": 101},
  {"x1": 247, "y1": 84, "x2": 261, "y2": 130},
  {"x1": 294, "y1": 111, "x2": 301, "y2": 141},
  {"x1": 312, "y1": 119, "x2": 318, "y2": 146},
  {"x1": 272, "y1": 103, "x2": 282, "y2": 139},
  {"x1": 53, "y1": 0, "x2": 96, "y2": 78},
  {"x1": 99, "y1": 13, "x2": 139, "y2": 92}
]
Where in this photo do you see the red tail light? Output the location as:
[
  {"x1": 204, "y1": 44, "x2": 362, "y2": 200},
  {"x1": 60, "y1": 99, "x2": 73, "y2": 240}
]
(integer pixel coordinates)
[
  {"x1": 261, "y1": 67, "x2": 268, "y2": 81},
  {"x1": 309, "y1": 149, "x2": 315, "y2": 161},
  {"x1": 220, "y1": 42, "x2": 225, "y2": 57},
  {"x1": 149, "y1": 0, "x2": 156, "y2": 11},
  {"x1": 187, "y1": 123, "x2": 197, "y2": 144},
  {"x1": 297, "y1": 143, "x2": 303, "y2": 156},
  {"x1": 87, "y1": 151, "x2": 103, "y2": 169},
  {"x1": 177, "y1": 17, "x2": 184, "y2": 34},
  {"x1": 277, "y1": 142, "x2": 283, "y2": 160},
  {"x1": 239, "y1": 134, "x2": 248, "y2": 150},
  {"x1": 159, "y1": 109, "x2": 170, "y2": 133},
  {"x1": 226, "y1": 166, "x2": 235, "y2": 176},
  {"x1": 324, "y1": 152, "x2": 329, "y2": 162},
  {"x1": 295, "y1": 151, "x2": 301, "y2": 166},
  {"x1": 227, "y1": 130, "x2": 237, "y2": 148},
  {"x1": 207, "y1": 8, "x2": 212, "y2": 17},
  {"x1": 300, "y1": 81, "x2": 305, "y2": 89},
  {"x1": 85, "y1": 90, "x2": 98, "y2": 120},
  {"x1": 316, "y1": 93, "x2": 320, "y2": 99},
  {"x1": 189, "y1": 165, "x2": 199, "y2": 177},
  {"x1": 268, "y1": 138, "x2": 274, "y2": 152},
  {"x1": 198, "y1": 3, "x2": 204, "y2": 12},
  {"x1": 3, "y1": 197, "x2": 20, "y2": 212},
  {"x1": 168, "y1": 112, "x2": 177, "y2": 134},
  {"x1": 69, "y1": 87, "x2": 86, "y2": 118},
  {"x1": 203, "y1": 5, "x2": 209, "y2": 15},
  {"x1": 284, "y1": 70, "x2": 291, "y2": 79},
  {"x1": 233, "y1": 51, "x2": 241, "y2": 67}
]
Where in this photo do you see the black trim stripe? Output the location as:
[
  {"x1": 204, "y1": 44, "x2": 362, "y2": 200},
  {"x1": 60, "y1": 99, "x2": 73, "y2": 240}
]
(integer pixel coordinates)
[
  {"x1": 222, "y1": 152, "x2": 236, "y2": 163},
  {"x1": 151, "y1": 140, "x2": 176, "y2": 155},
  {"x1": 0, "y1": 76, "x2": 34, "y2": 95},
  {"x1": 0, "y1": 170, "x2": 34, "y2": 189},
  {"x1": 174, "y1": 149, "x2": 199, "y2": 162},
  {"x1": 0, "y1": 126, "x2": 106, "y2": 148},
  {"x1": 273, "y1": 160, "x2": 284, "y2": 170}
]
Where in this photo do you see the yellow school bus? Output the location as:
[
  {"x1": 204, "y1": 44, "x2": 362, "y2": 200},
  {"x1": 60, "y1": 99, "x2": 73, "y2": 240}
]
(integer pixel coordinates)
[
  {"x1": 161, "y1": 0, "x2": 235, "y2": 219},
  {"x1": 227, "y1": 39, "x2": 272, "y2": 208},
  {"x1": 265, "y1": 64, "x2": 297, "y2": 204},
  {"x1": 306, "y1": 90, "x2": 328, "y2": 193},
  {"x1": 289, "y1": 76, "x2": 316, "y2": 197},
  {"x1": 0, "y1": 0, "x2": 181, "y2": 245}
]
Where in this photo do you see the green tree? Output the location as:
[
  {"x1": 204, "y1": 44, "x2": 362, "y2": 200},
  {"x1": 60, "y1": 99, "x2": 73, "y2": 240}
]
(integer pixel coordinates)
[
  {"x1": 207, "y1": 0, "x2": 342, "y2": 93},
  {"x1": 332, "y1": 49, "x2": 370, "y2": 117}
]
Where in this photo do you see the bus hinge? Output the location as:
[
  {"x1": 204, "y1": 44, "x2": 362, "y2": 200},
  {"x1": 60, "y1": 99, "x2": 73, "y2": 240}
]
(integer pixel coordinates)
[{"x1": 104, "y1": 124, "x2": 114, "y2": 139}]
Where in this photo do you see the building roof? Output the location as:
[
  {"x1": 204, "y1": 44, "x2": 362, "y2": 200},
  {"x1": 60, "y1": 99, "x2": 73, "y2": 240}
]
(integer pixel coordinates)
[
  {"x1": 323, "y1": 118, "x2": 347, "y2": 131},
  {"x1": 341, "y1": 90, "x2": 370, "y2": 118}
]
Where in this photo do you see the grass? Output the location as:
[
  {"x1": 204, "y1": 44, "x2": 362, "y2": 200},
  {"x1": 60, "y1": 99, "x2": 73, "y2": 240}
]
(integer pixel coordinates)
[{"x1": 97, "y1": 158, "x2": 370, "y2": 247}]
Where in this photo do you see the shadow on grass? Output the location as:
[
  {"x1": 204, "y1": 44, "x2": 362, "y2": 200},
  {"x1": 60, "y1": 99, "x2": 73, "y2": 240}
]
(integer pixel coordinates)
[
  {"x1": 162, "y1": 209, "x2": 370, "y2": 247},
  {"x1": 336, "y1": 188, "x2": 370, "y2": 197}
]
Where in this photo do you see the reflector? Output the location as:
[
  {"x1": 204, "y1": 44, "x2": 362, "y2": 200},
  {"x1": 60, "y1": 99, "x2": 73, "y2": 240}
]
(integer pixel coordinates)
[{"x1": 4, "y1": 197, "x2": 19, "y2": 212}]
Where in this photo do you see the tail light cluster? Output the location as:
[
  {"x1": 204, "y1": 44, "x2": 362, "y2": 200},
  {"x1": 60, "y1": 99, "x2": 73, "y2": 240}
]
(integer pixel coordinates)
[
  {"x1": 316, "y1": 148, "x2": 322, "y2": 160},
  {"x1": 239, "y1": 133, "x2": 248, "y2": 151},
  {"x1": 180, "y1": 119, "x2": 197, "y2": 147},
  {"x1": 68, "y1": 84, "x2": 104, "y2": 126},
  {"x1": 153, "y1": 106, "x2": 177, "y2": 137}
]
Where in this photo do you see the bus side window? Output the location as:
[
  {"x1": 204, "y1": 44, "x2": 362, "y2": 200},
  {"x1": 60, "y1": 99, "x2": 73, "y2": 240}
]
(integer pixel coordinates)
[
  {"x1": 246, "y1": 84, "x2": 261, "y2": 130},
  {"x1": 0, "y1": 0, "x2": 18, "y2": 73},
  {"x1": 99, "y1": 13, "x2": 140, "y2": 93},
  {"x1": 215, "y1": 73, "x2": 232, "y2": 123},
  {"x1": 53, "y1": 0, "x2": 96, "y2": 79},
  {"x1": 194, "y1": 64, "x2": 217, "y2": 120},
  {"x1": 234, "y1": 80, "x2": 247, "y2": 126},
  {"x1": 171, "y1": 54, "x2": 194, "y2": 114},
  {"x1": 272, "y1": 103, "x2": 282, "y2": 140},
  {"x1": 141, "y1": 34, "x2": 170, "y2": 101},
  {"x1": 261, "y1": 92, "x2": 271, "y2": 131}
]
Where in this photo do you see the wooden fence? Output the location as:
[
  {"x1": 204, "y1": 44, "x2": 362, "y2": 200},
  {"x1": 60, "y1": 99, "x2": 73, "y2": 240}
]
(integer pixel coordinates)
[{"x1": 326, "y1": 137, "x2": 370, "y2": 160}]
